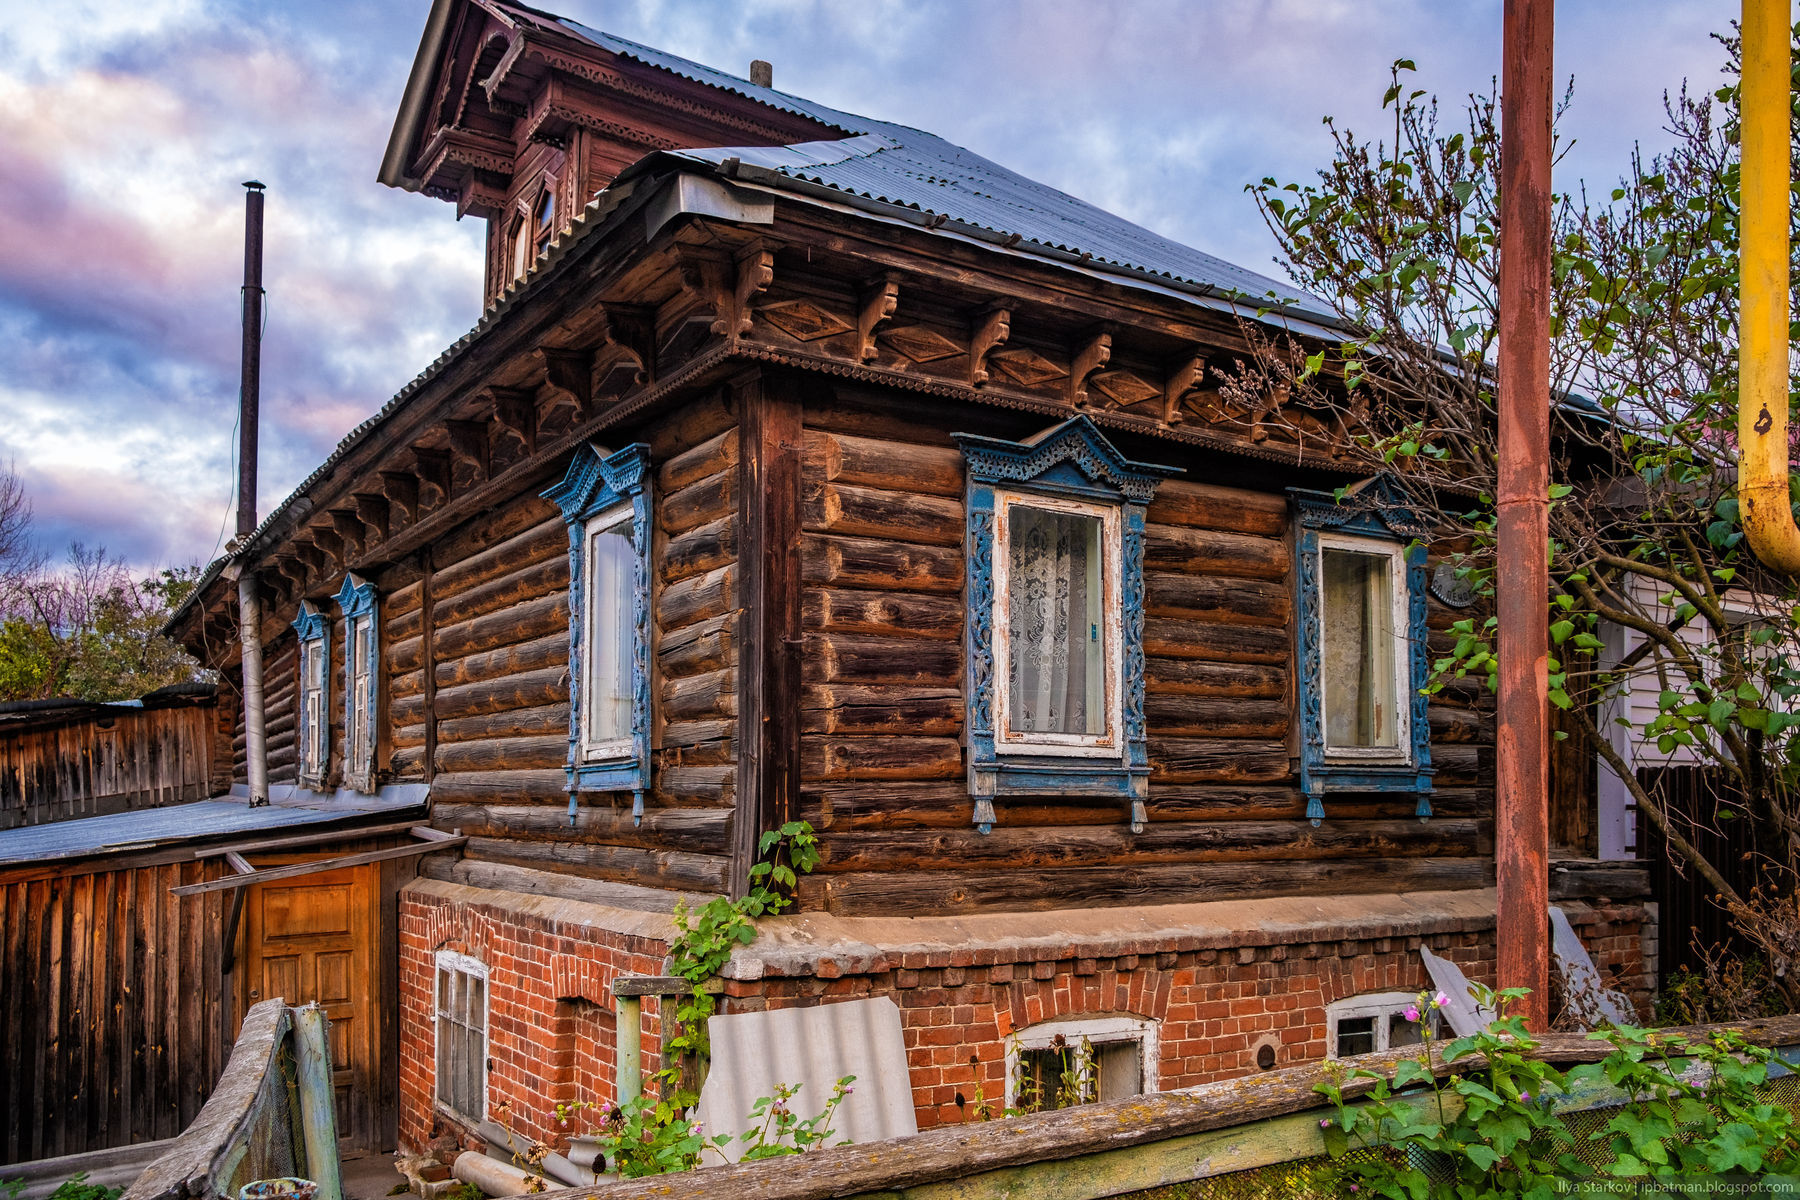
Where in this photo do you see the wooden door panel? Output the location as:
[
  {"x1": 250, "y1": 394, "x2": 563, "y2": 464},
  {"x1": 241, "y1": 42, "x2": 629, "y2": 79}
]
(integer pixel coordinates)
[{"x1": 239, "y1": 863, "x2": 379, "y2": 1152}]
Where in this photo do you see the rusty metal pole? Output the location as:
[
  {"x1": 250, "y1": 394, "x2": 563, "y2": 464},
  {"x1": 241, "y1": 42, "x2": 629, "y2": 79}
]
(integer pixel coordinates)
[{"x1": 1496, "y1": 0, "x2": 1553, "y2": 1030}]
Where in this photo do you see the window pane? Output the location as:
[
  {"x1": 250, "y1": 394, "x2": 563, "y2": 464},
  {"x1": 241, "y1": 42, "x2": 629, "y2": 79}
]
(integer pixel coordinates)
[
  {"x1": 1093, "y1": 1040, "x2": 1143, "y2": 1102},
  {"x1": 584, "y1": 520, "x2": 635, "y2": 749},
  {"x1": 1321, "y1": 548, "x2": 1399, "y2": 749},
  {"x1": 1388, "y1": 1012, "x2": 1424, "y2": 1049},
  {"x1": 1007, "y1": 506, "x2": 1105, "y2": 736},
  {"x1": 1336, "y1": 1016, "x2": 1376, "y2": 1057}
]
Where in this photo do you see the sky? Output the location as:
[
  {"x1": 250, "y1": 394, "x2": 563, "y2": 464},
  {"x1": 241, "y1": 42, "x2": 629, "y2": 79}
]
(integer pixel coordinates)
[{"x1": 0, "y1": 0, "x2": 1742, "y2": 575}]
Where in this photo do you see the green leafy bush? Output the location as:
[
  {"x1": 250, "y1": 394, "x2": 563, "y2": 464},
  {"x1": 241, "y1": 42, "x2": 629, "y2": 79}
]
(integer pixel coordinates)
[{"x1": 1315, "y1": 986, "x2": 1800, "y2": 1197}]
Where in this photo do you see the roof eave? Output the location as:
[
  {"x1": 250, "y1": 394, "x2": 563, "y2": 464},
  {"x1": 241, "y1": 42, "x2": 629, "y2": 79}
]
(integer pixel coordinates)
[{"x1": 378, "y1": 0, "x2": 461, "y2": 192}]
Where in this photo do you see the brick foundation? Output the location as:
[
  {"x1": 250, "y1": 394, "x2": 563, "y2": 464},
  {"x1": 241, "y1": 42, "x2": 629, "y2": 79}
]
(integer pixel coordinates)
[{"x1": 397, "y1": 878, "x2": 1652, "y2": 1146}]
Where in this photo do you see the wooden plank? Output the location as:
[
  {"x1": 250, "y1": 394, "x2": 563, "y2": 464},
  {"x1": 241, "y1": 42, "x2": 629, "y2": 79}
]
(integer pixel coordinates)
[
  {"x1": 168, "y1": 838, "x2": 469, "y2": 896},
  {"x1": 734, "y1": 371, "x2": 804, "y2": 897},
  {"x1": 196, "y1": 821, "x2": 424, "y2": 859},
  {"x1": 421, "y1": 543, "x2": 438, "y2": 785}
]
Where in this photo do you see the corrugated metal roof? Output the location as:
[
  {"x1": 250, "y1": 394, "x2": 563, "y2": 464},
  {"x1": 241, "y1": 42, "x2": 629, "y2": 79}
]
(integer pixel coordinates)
[
  {"x1": 0, "y1": 791, "x2": 424, "y2": 867},
  {"x1": 556, "y1": 16, "x2": 1337, "y2": 325}
]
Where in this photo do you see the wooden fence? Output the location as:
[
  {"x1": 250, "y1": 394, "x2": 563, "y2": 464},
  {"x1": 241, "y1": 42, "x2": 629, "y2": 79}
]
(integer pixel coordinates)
[
  {"x1": 0, "y1": 685, "x2": 230, "y2": 828},
  {"x1": 0, "y1": 854, "x2": 230, "y2": 1165}
]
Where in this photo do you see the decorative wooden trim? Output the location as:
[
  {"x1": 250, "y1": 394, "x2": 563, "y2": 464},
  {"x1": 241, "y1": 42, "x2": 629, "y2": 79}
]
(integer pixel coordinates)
[
  {"x1": 970, "y1": 306, "x2": 1013, "y2": 387},
  {"x1": 1069, "y1": 329, "x2": 1113, "y2": 407},
  {"x1": 596, "y1": 304, "x2": 655, "y2": 390},
  {"x1": 446, "y1": 419, "x2": 491, "y2": 482},
  {"x1": 542, "y1": 442, "x2": 654, "y2": 819},
  {"x1": 412, "y1": 448, "x2": 453, "y2": 509},
  {"x1": 728, "y1": 245, "x2": 775, "y2": 338},
  {"x1": 1289, "y1": 476, "x2": 1435, "y2": 824},
  {"x1": 380, "y1": 471, "x2": 420, "y2": 525},
  {"x1": 538, "y1": 347, "x2": 594, "y2": 418},
  {"x1": 353, "y1": 494, "x2": 391, "y2": 542},
  {"x1": 292, "y1": 601, "x2": 330, "y2": 790},
  {"x1": 488, "y1": 387, "x2": 539, "y2": 458},
  {"x1": 857, "y1": 276, "x2": 901, "y2": 362},
  {"x1": 1162, "y1": 354, "x2": 1205, "y2": 426},
  {"x1": 336, "y1": 573, "x2": 381, "y2": 794},
  {"x1": 952, "y1": 416, "x2": 1179, "y2": 834}
]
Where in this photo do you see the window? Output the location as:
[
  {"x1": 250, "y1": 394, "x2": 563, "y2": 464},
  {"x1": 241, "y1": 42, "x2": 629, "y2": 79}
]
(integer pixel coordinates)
[
  {"x1": 543, "y1": 442, "x2": 653, "y2": 816},
  {"x1": 1005, "y1": 1015, "x2": 1157, "y2": 1110},
  {"x1": 509, "y1": 213, "x2": 530, "y2": 282},
  {"x1": 580, "y1": 506, "x2": 634, "y2": 760},
  {"x1": 434, "y1": 951, "x2": 488, "y2": 1123},
  {"x1": 533, "y1": 188, "x2": 555, "y2": 257},
  {"x1": 955, "y1": 417, "x2": 1177, "y2": 835},
  {"x1": 1291, "y1": 479, "x2": 1434, "y2": 823},
  {"x1": 1326, "y1": 992, "x2": 1435, "y2": 1058},
  {"x1": 292, "y1": 601, "x2": 330, "y2": 788},
  {"x1": 995, "y1": 493, "x2": 1121, "y2": 754},
  {"x1": 336, "y1": 574, "x2": 379, "y2": 793}
]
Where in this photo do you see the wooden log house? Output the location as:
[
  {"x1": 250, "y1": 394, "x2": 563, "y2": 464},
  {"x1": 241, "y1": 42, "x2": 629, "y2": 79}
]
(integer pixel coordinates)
[{"x1": 163, "y1": 0, "x2": 1655, "y2": 1148}]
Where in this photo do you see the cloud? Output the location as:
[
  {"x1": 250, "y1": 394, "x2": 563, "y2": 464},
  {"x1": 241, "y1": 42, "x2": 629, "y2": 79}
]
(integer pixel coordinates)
[{"x1": 0, "y1": 0, "x2": 1738, "y2": 572}]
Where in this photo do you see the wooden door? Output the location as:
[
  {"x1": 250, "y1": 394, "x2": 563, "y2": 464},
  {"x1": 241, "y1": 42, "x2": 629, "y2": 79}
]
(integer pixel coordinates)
[{"x1": 239, "y1": 863, "x2": 380, "y2": 1151}]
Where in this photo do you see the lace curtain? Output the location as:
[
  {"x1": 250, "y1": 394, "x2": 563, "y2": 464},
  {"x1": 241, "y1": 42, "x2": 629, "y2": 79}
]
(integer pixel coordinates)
[
  {"x1": 1007, "y1": 505, "x2": 1104, "y2": 736},
  {"x1": 1321, "y1": 547, "x2": 1398, "y2": 748},
  {"x1": 584, "y1": 519, "x2": 634, "y2": 750}
]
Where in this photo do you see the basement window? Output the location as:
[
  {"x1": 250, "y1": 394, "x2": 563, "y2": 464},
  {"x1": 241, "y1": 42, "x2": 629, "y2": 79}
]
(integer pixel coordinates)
[
  {"x1": 1291, "y1": 479, "x2": 1435, "y2": 823},
  {"x1": 953, "y1": 417, "x2": 1176, "y2": 833},
  {"x1": 1005, "y1": 1015, "x2": 1157, "y2": 1110},
  {"x1": 292, "y1": 601, "x2": 330, "y2": 789},
  {"x1": 543, "y1": 442, "x2": 653, "y2": 807},
  {"x1": 1326, "y1": 992, "x2": 1433, "y2": 1058},
  {"x1": 434, "y1": 950, "x2": 489, "y2": 1124},
  {"x1": 336, "y1": 574, "x2": 379, "y2": 793}
]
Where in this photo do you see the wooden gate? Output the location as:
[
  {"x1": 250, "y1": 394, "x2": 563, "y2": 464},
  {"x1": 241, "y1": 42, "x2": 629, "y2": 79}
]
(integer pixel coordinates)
[{"x1": 238, "y1": 863, "x2": 380, "y2": 1151}]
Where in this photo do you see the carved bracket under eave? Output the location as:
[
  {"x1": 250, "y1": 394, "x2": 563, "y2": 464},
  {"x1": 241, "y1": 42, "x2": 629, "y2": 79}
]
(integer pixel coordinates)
[
  {"x1": 537, "y1": 347, "x2": 594, "y2": 419},
  {"x1": 330, "y1": 511, "x2": 366, "y2": 561},
  {"x1": 858, "y1": 275, "x2": 901, "y2": 362},
  {"x1": 594, "y1": 304, "x2": 655, "y2": 395},
  {"x1": 308, "y1": 526, "x2": 345, "y2": 572},
  {"x1": 412, "y1": 447, "x2": 453, "y2": 510},
  {"x1": 488, "y1": 387, "x2": 539, "y2": 458},
  {"x1": 353, "y1": 494, "x2": 391, "y2": 543},
  {"x1": 446, "y1": 419, "x2": 491, "y2": 483},
  {"x1": 1162, "y1": 354, "x2": 1205, "y2": 426},
  {"x1": 1069, "y1": 328, "x2": 1113, "y2": 407},
  {"x1": 379, "y1": 471, "x2": 420, "y2": 526},
  {"x1": 726, "y1": 245, "x2": 774, "y2": 338},
  {"x1": 969, "y1": 304, "x2": 1011, "y2": 387}
]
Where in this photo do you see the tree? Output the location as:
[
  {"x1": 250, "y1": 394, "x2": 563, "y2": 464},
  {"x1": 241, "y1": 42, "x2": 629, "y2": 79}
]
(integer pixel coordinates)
[
  {"x1": 1236, "y1": 34, "x2": 1800, "y2": 1003},
  {"x1": 0, "y1": 463, "x2": 207, "y2": 703}
]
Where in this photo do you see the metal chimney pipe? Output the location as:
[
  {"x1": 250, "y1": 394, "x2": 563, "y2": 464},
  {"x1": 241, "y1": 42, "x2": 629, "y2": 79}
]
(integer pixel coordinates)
[{"x1": 237, "y1": 181, "x2": 270, "y2": 808}]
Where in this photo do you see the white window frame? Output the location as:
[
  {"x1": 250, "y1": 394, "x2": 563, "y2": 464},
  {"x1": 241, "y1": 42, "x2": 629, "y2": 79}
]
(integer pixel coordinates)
[
  {"x1": 297, "y1": 631, "x2": 327, "y2": 784},
  {"x1": 991, "y1": 490, "x2": 1124, "y2": 758},
  {"x1": 345, "y1": 612, "x2": 375, "y2": 786},
  {"x1": 579, "y1": 503, "x2": 636, "y2": 764},
  {"x1": 1325, "y1": 991, "x2": 1435, "y2": 1058},
  {"x1": 1004, "y1": 1014, "x2": 1157, "y2": 1108},
  {"x1": 433, "y1": 950, "x2": 490, "y2": 1124},
  {"x1": 1316, "y1": 532, "x2": 1413, "y2": 765}
]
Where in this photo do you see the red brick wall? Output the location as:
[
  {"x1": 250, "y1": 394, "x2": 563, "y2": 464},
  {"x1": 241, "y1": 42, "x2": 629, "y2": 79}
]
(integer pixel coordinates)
[
  {"x1": 396, "y1": 883, "x2": 1651, "y2": 1144},
  {"x1": 720, "y1": 931, "x2": 1498, "y2": 1129},
  {"x1": 398, "y1": 885, "x2": 673, "y2": 1152}
]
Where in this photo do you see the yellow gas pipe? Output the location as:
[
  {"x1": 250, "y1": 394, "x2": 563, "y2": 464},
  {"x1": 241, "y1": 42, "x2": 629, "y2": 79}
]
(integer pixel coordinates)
[{"x1": 1738, "y1": 0, "x2": 1800, "y2": 572}]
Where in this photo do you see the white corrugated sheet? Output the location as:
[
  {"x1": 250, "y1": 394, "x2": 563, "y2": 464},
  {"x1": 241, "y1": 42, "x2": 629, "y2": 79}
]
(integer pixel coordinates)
[{"x1": 693, "y1": 996, "x2": 916, "y2": 1161}]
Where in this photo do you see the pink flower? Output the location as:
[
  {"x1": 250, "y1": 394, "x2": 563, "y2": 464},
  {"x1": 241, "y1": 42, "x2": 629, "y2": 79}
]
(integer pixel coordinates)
[
  {"x1": 1404, "y1": 1005, "x2": 1420, "y2": 1022},
  {"x1": 1518, "y1": 1092, "x2": 1530, "y2": 1104},
  {"x1": 1319, "y1": 1118, "x2": 1331, "y2": 1128},
  {"x1": 1434, "y1": 991, "x2": 1450, "y2": 1008}
]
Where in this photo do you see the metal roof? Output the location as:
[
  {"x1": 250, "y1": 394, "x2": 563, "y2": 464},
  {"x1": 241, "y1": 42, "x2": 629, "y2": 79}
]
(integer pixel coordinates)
[
  {"x1": 0, "y1": 787, "x2": 425, "y2": 868},
  {"x1": 555, "y1": 17, "x2": 1340, "y2": 327}
]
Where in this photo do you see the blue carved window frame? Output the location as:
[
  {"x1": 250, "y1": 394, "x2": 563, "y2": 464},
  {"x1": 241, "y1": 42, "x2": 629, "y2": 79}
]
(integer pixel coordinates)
[
  {"x1": 336, "y1": 573, "x2": 380, "y2": 794},
  {"x1": 292, "y1": 600, "x2": 331, "y2": 790},
  {"x1": 543, "y1": 442, "x2": 653, "y2": 823},
  {"x1": 1290, "y1": 477, "x2": 1435, "y2": 824},
  {"x1": 953, "y1": 416, "x2": 1178, "y2": 836}
]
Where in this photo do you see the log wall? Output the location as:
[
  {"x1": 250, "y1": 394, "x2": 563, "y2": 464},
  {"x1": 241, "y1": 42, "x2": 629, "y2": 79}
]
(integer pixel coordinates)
[{"x1": 790, "y1": 385, "x2": 1496, "y2": 916}]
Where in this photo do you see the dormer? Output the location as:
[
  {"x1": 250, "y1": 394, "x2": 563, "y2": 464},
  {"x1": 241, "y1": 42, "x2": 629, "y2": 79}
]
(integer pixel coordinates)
[{"x1": 380, "y1": 0, "x2": 845, "y2": 307}]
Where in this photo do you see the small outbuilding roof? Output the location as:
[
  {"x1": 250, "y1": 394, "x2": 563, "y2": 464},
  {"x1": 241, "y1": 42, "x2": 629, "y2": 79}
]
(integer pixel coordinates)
[{"x1": 0, "y1": 785, "x2": 426, "y2": 868}]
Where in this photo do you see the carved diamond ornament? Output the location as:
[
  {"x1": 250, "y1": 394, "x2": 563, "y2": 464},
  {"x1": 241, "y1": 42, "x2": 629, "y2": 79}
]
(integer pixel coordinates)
[
  {"x1": 988, "y1": 348, "x2": 1067, "y2": 388},
  {"x1": 759, "y1": 299, "x2": 853, "y2": 342},
  {"x1": 880, "y1": 324, "x2": 963, "y2": 363},
  {"x1": 1090, "y1": 370, "x2": 1162, "y2": 408}
]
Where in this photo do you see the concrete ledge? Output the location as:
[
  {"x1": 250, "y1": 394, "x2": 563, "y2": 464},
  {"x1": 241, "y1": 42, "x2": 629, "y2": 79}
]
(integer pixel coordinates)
[
  {"x1": 402, "y1": 875, "x2": 679, "y2": 945},
  {"x1": 722, "y1": 889, "x2": 1504, "y2": 980}
]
